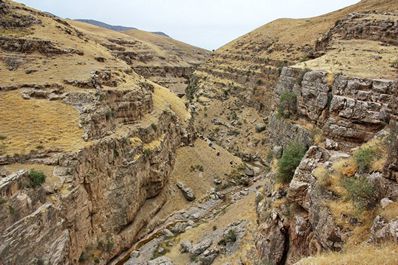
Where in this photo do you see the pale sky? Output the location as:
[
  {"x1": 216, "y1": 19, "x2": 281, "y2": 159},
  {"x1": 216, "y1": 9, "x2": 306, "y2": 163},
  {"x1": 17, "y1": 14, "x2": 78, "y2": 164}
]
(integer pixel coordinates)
[{"x1": 16, "y1": 0, "x2": 360, "y2": 50}]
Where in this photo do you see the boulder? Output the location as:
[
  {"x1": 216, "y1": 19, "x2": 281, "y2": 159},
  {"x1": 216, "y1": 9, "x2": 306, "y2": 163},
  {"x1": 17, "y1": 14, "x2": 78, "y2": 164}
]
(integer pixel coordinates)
[
  {"x1": 176, "y1": 182, "x2": 196, "y2": 201},
  {"x1": 191, "y1": 238, "x2": 213, "y2": 256},
  {"x1": 272, "y1": 145, "x2": 283, "y2": 159},
  {"x1": 255, "y1": 123, "x2": 267, "y2": 133}
]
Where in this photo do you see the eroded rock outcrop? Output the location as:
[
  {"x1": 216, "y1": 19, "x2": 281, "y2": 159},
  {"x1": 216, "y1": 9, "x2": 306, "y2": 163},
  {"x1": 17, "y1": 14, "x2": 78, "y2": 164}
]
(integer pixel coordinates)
[{"x1": 275, "y1": 67, "x2": 397, "y2": 146}]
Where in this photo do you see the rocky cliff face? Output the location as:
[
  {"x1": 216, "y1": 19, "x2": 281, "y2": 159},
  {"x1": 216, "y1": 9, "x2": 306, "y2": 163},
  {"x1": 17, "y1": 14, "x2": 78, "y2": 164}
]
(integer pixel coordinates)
[
  {"x1": 253, "y1": 5, "x2": 398, "y2": 265},
  {"x1": 0, "y1": 1, "x2": 193, "y2": 264},
  {"x1": 186, "y1": 0, "x2": 398, "y2": 264}
]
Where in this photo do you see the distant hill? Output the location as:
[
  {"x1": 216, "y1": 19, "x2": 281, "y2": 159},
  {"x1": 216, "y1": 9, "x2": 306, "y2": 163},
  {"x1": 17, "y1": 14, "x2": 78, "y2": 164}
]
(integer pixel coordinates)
[{"x1": 74, "y1": 19, "x2": 169, "y2": 37}]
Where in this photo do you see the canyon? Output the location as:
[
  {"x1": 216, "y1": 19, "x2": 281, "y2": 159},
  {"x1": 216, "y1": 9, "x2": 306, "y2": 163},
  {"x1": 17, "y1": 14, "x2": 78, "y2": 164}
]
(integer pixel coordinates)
[{"x1": 0, "y1": 0, "x2": 397, "y2": 265}]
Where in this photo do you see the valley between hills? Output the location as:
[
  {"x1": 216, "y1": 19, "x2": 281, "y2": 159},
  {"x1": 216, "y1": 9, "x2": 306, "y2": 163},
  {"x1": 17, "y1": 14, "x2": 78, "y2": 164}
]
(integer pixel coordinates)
[{"x1": 0, "y1": 0, "x2": 397, "y2": 265}]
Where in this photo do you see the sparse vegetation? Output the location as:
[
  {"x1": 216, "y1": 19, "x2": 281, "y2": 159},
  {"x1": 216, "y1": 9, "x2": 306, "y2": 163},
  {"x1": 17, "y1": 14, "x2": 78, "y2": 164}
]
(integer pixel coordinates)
[
  {"x1": 186, "y1": 76, "x2": 199, "y2": 100},
  {"x1": 97, "y1": 236, "x2": 114, "y2": 253},
  {"x1": 190, "y1": 164, "x2": 204, "y2": 172},
  {"x1": 343, "y1": 175, "x2": 377, "y2": 209},
  {"x1": 277, "y1": 141, "x2": 306, "y2": 183},
  {"x1": 29, "y1": 169, "x2": 46, "y2": 188},
  {"x1": 354, "y1": 146, "x2": 379, "y2": 173},
  {"x1": 391, "y1": 59, "x2": 398, "y2": 69},
  {"x1": 313, "y1": 166, "x2": 331, "y2": 191},
  {"x1": 150, "y1": 123, "x2": 158, "y2": 131},
  {"x1": 277, "y1": 91, "x2": 297, "y2": 119},
  {"x1": 143, "y1": 148, "x2": 152, "y2": 157},
  {"x1": 219, "y1": 229, "x2": 237, "y2": 245},
  {"x1": 105, "y1": 110, "x2": 114, "y2": 120}
]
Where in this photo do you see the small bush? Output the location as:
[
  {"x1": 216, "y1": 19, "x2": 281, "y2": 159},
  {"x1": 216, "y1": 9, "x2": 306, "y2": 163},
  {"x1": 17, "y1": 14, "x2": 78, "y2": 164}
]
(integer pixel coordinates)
[
  {"x1": 277, "y1": 91, "x2": 297, "y2": 119},
  {"x1": 143, "y1": 148, "x2": 151, "y2": 157},
  {"x1": 29, "y1": 169, "x2": 46, "y2": 187},
  {"x1": 78, "y1": 251, "x2": 90, "y2": 263},
  {"x1": 354, "y1": 147, "x2": 378, "y2": 173},
  {"x1": 186, "y1": 76, "x2": 199, "y2": 101},
  {"x1": 277, "y1": 142, "x2": 307, "y2": 183},
  {"x1": 150, "y1": 123, "x2": 158, "y2": 131},
  {"x1": 0, "y1": 134, "x2": 6, "y2": 140},
  {"x1": 105, "y1": 110, "x2": 114, "y2": 121},
  {"x1": 219, "y1": 229, "x2": 237, "y2": 245},
  {"x1": 343, "y1": 176, "x2": 377, "y2": 209}
]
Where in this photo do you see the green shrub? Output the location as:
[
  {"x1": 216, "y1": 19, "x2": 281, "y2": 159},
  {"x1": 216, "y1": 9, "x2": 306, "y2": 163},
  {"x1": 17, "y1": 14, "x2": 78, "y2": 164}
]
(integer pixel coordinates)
[
  {"x1": 343, "y1": 176, "x2": 377, "y2": 209},
  {"x1": 277, "y1": 142, "x2": 307, "y2": 183},
  {"x1": 277, "y1": 91, "x2": 297, "y2": 119},
  {"x1": 105, "y1": 110, "x2": 114, "y2": 120},
  {"x1": 150, "y1": 123, "x2": 158, "y2": 131},
  {"x1": 143, "y1": 148, "x2": 151, "y2": 158},
  {"x1": 78, "y1": 251, "x2": 90, "y2": 263},
  {"x1": 29, "y1": 169, "x2": 46, "y2": 187},
  {"x1": 219, "y1": 229, "x2": 237, "y2": 245},
  {"x1": 186, "y1": 76, "x2": 199, "y2": 100},
  {"x1": 354, "y1": 147, "x2": 378, "y2": 173}
]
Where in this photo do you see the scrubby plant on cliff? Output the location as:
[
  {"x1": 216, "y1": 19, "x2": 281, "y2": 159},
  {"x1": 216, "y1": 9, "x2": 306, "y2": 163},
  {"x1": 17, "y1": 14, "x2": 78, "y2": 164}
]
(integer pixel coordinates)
[
  {"x1": 186, "y1": 75, "x2": 199, "y2": 101},
  {"x1": 277, "y1": 141, "x2": 306, "y2": 183},
  {"x1": 28, "y1": 169, "x2": 46, "y2": 187},
  {"x1": 353, "y1": 146, "x2": 379, "y2": 173},
  {"x1": 277, "y1": 91, "x2": 297, "y2": 119},
  {"x1": 343, "y1": 176, "x2": 377, "y2": 209}
]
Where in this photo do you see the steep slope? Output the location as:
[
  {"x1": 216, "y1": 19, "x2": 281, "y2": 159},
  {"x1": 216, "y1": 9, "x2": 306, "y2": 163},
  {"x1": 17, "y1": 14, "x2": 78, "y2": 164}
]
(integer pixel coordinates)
[
  {"x1": 0, "y1": 0, "x2": 194, "y2": 264},
  {"x1": 189, "y1": 0, "x2": 397, "y2": 161},
  {"x1": 188, "y1": 0, "x2": 398, "y2": 264},
  {"x1": 69, "y1": 20, "x2": 210, "y2": 96}
]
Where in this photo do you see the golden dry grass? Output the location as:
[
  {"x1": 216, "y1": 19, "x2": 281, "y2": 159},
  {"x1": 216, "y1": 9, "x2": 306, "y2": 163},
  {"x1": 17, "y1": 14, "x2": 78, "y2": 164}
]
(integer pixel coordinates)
[
  {"x1": 296, "y1": 243, "x2": 398, "y2": 265},
  {"x1": 69, "y1": 20, "x2": 208, "y2": 68},
  {"x1": 379, "y1": 202, "x2": 398, "y2": 221},
  {"x1": 4, "y1": 163, "x2": 63, "y2": 187},
  {"x1": 152, "y1": 84, "x2": 190, "y2": 122},
  {"x1": 153, "y1": 139, "x2": 242, "y2": 221},
  {"x1": 0, "y1": 91, "x2": 86, "y2": 155},
  {"x1": 217, "y1": 0, "x2": 398, "y2": 69},
  {"x1": 294, "y1": 40, "x2": 398, "y2": 79}
]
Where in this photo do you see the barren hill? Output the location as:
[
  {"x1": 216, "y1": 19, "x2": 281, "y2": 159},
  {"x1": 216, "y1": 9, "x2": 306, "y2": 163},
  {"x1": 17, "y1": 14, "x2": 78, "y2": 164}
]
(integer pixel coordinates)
[{"x1": 70, "y1": 19, "x2": 209, "y2": 96}]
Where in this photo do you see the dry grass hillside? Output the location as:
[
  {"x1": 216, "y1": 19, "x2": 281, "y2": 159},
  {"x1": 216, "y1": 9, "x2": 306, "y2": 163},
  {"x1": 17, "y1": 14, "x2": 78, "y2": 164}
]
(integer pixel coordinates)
[
  {"x1": 218, "y1": 0, "x2": 398, "y2": 62},
  {"x1": 189, "y1": 0, "x2": 398, "y2": 164},
  {"x1": 69, "y1": 20, "x2": 210, "y2": 94},
  {"x1": 70, "y1": 21, "x2": 209, "y2": 67}
]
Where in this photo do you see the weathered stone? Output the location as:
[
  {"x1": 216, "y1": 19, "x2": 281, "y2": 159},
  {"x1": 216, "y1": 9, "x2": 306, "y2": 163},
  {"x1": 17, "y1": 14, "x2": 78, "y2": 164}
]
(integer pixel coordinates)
[
  {"x1": 147, "y1": 256, "x2": 174, "y2": 265},
  {"x1": 272, "y1": 145, "x2": 283, "y2": 159},
  {"x1": 255, "y1": 123, "x2": 267, "y2": 133},
  {"x1": 369, "y1": 215, "x2": 398, "y2": 243},
  {"x1": 180, "y1": 240, "x2": 192, "y2": 253},
  {"x1": 177, "y1": 181, "x2": 196, "y2": 201},
  {"x1": 191, "y1": 238, "x2": 213, "y2": 256},
  {"x1": 380, "y1": 198, "x2": 394, "y2": 209}
]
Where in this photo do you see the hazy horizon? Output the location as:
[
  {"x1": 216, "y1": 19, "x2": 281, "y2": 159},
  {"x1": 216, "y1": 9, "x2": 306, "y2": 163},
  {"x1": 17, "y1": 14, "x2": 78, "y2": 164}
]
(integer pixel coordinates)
[{"x1": 15, "y1": 0, "x2": 360, "y2": 50}]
